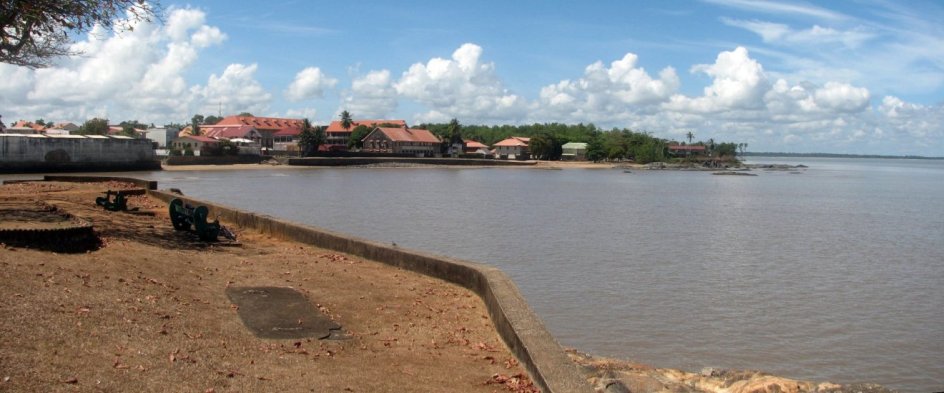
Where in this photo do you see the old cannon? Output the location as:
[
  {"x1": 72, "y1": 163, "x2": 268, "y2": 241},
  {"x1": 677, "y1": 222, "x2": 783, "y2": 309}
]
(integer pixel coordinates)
[
  {"x1": 95, "y1": 190, "x2": 128, "y2": 211},
  {"x1": 168, "y1": 198, "x2": 236, "y2": 242}
]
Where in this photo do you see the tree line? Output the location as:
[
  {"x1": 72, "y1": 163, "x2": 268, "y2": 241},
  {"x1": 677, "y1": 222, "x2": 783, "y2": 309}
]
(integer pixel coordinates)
[{"x1": 417, "y1": 121, "x2": 742, "y2": 163}]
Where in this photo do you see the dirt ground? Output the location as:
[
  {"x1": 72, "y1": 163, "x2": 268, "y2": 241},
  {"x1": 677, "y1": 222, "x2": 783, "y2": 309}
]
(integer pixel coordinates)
[{"x1": 0, "y1": 181, "x2": 540, "y2": 392}]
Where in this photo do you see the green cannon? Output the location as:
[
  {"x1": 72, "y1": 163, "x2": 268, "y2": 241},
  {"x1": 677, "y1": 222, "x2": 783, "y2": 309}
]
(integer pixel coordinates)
[
  {"x1": 95, "y1": 190, "x2": 128, "y2": 211},
  {"x1": 168, "y1": 198, "x2": 236, "y2": 242}
]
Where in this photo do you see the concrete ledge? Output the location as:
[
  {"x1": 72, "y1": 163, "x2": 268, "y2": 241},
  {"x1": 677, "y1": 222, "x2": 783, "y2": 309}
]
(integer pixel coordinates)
[
  {"x1": 146, "y1": 189, "x2": 592, "y2": 393},
  {"x1": 288, "y1": 157, "x2": 536, "y2": 167},
  {"x1": 164, "y1": 155, "x2": 265, "y2": 166},
  {"x1": 43, "y1": 175, "x2": 158, "y2": 190},
  {"x1": 0, "y1": 160, "x2": 161, "y2": 173}
]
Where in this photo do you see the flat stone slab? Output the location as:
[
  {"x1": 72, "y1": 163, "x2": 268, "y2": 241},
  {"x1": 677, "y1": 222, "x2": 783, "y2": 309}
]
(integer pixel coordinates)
[{"x1": 225, "y1": 286, "x2": 340, "y2": 339}]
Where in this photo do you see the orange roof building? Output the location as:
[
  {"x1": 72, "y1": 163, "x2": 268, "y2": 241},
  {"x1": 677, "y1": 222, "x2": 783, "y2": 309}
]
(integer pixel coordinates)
[
  {"x1": 492, "y1": 136, "x2": 531, "y2": 159},
  {"x1": 324, "y1": 119, "x2": 407, "y2": 150},
  {"x1": 361, "y1": 127, "x2": 441, "y2": 156}
]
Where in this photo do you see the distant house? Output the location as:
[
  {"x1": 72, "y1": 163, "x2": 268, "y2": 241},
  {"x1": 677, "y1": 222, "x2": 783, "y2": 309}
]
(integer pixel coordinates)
[
  {"x1": 145, "y1": 127, "x2": 180, "y2": 148},
  {"x1": 561, "y1": 142, "x2": 588, "y2": 161},
  {"x1": 173, "y1": 135, "x2": 219, "y2": 155},
  {"x1": 463, "y1": 139, "x2": 490, "y2": 155},
  {"x1": 52, "y1": 122, "x2": 79, "y2": 132},
  {"x1": 324, "y1": 119, "x2": 406, "y2": 151},
  {"x1": 667, "y1": 145, "x2": 706, "y2": 157},
  {"x1": 493, "y1": 136, "x2": 531, "y2": 159},
  {"x1": 7, "y1": 120, "x2": 45, "y2": 134},
  {"x1": 361, "y1": 127, "x2": 441, "y2": 156}
]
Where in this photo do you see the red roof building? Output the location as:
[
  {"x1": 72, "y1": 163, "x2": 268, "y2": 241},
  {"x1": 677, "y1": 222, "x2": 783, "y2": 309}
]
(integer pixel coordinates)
[
  {"x1": 200, "y1": 125, "x2": 262, "y2": 142},
  {"x1": 362, "y1": 127, "x2": 441, "y2": 156},
  {"x1": 324, "y1": 119, "x2": 407, "y2": 150},
  {"x1": 173, "y1": 135, "x2": 220, "y2": 154},
  {"x1": 463, "y1": 139, "x2": 489, "y2": 153},
  {"x1": 667, "y1": 144, "x2": 706, "y2": 157},
  {"x1": 211, "y1": 115, "x2": 304, "y2": 148}
]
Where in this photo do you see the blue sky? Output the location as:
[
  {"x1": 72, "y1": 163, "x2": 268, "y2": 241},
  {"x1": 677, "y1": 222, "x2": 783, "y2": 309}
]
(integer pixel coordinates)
[{"x1": 2, "y1": 0, "x2": 943, "y2": 155}]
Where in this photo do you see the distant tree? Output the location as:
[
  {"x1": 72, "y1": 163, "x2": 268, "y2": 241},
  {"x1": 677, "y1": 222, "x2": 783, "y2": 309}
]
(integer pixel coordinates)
[
  {"x1": 0, "y1": 1, "x2": 161, "y2": 68},
  {"x1": 238, "y1": 112, "x2": 253, "y2": 117},
  {"x1": 340, "y1": 110, "x2": 353, "y2": 131},
  {"x1": 715, "y1": 142, "x2": 737, "y2": 158},
  {"x1": 190, "y1": 114, "x2": 202, "y2": 136},
  {"x1": 585, "y1": 134, "x2": 605, "y2": 162},
  {"x1": 447, "y1": 118, "x2": 463, "y2": 145},
  {"x1": 348, "y1": 125, "x2": 372, "y2": 149},
  {"x1": 120, "y1": 124, "x2": 137, "y2": 137},
  {"x1": 297, "y1": 119, "x2": 325, "y2": 156},
  {"x1": 686, "y1": 131, "x2": 694, "y2": 144},
  {"x1": 34, "y1": 118, "x2": 46, "y2": 126},
  {"x1": 77, "y1": 118, "x2": 109, "y2": 135},
  {"x1": 204, "y1": 115, "x2": 222, "y2": 125}
]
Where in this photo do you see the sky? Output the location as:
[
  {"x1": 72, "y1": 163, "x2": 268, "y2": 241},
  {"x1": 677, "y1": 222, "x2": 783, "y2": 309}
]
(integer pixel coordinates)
[{"x1": 1, "y1": 0, "x2": 943, "y2": 156}]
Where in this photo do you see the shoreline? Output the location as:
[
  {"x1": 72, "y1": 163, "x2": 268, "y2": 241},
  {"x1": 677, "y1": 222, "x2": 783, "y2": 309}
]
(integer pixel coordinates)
[{"x1": 161, "y1": 160, "x2": 646, "y2": 172}]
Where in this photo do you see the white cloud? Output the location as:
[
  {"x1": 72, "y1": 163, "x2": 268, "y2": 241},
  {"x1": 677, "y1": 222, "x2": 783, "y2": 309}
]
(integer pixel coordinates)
[
  {"x1": 702, "y1": 0, "x2": 847, "y2": 21},
  {"x1": 193, "y1": 63, "x2": 272, "y2": 115},
  {"x1": 394, "y1": 43, "x2": 528, "y2": 123},
  {"x1": 340, "y1": 69, "x2": 398, "y2": 118},
  {"x1": 285, "y1": 107, "x2": 318, "y2": 121},
  {"x1": 285, "y1": 67, "x2": 338, "y2": 102},
  {"x1": 666, "y1": 46, "x2": 769, "y2": 113},
  {"x1": 812, "y1": 82, "x2": 870, "y2": 113},
  {"x1": 0, "y1": 7, "x2": 227, "y2": 124},
  {"x1": 722, "y1": 18, "x2": 874, "y2": 48},
  {"x1": 536, "y1": 53, "x2": 679, "y2": 123}
]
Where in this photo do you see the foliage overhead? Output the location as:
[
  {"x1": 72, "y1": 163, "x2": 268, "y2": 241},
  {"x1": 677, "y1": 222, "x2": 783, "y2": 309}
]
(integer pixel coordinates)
[{"x1": 0, "y1": 0, "x2": 161, "y2": 68}]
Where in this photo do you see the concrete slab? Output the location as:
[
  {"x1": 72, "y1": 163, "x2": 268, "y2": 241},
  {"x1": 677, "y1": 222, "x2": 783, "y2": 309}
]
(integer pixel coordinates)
[{"x1": 225, "y1": 286, "x2": 340, "y2": 340}]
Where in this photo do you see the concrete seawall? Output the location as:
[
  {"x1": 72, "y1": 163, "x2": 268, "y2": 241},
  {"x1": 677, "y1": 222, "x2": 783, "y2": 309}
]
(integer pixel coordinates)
[
  {"x1": 145, "y1": 187, "x2": 592, "y2": 393},
  {"x1": 0, "y1": 134, "x2": 160, "y2": 173},
  {"x1": 288, "y1": 157, "x2": 536, "y2": 167}
]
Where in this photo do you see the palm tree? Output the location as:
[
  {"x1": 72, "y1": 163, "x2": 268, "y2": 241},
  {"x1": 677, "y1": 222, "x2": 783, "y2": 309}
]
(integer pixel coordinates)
[
  {"x1": 297, "y1": 119, "x2": 324, "y2": 156},
  {"x1": 686, "y1": 131, "x2": 694, "y2": 144},
  {"x1": 340, "y1": 110, "x2": 352, "y2": 131}
]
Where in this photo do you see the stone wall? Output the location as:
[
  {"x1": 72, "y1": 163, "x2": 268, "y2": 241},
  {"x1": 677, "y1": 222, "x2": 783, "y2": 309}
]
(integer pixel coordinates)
[
  {"x1": 0, "y1": 135, "x2": 159, "y2": 173},
  {"x1": 288, "y1": 157, "x2": 535, "y2": 166},
  {"x1": 164, "y1": 155, "x2": 265, "y2": 166}
]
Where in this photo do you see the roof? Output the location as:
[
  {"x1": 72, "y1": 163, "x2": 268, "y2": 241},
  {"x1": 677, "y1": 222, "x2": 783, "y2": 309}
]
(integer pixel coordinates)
[
  {"x1": 668, "y1": 145, "x2": 706, "y2": 151},
  {"x1": 367, "y1": 127, "x2": 441, "y2": 143},
  {"x1": 326, "y1": 119, "x2": 406, "y2": 132},
  {"x1": 561, "y1": 142, "x2": 588, "y2": 149},
  {"x1": 178, "y1": 135, "x2": 219, "y2": 143},
  {"x1": 493, "y1": 136, "x2": 530, "y2": 147},
  {"x1": 12, "y1": 121, "x2": 45, "y2": 131},
  {"x1": 201, "y1": 125, "x2": 258, "y2": 139},
  {"x1": 214, "y1": 115, "x2": 303, "y2": 135},
  {"x1": 464, "y1": 140, "x2": 488, "y2": 149}
]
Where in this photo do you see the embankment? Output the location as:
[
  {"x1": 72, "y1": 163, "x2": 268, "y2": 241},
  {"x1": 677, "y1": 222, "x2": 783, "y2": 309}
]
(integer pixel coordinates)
[
  {"x1": 0, "y1": 134, "x2": 160, "y2": 173},
  {"x1": 288, "y1": 157, "x2": 536, "y2": 167}
]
